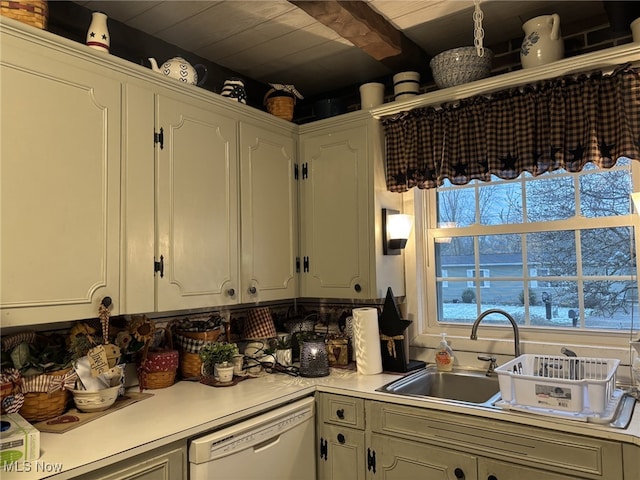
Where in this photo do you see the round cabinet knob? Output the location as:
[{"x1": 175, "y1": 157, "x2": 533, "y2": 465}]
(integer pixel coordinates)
[
  {"x1": 454, "y1": 468, "x2": 465, "y2": 479},
  {"x1": 337, "y1": 433, "x2": 345, "y2": 444},
  {"x1": 248, "y1": 286, "x2": 257, "y2": 295},
  {"x1": 336, "y1": 409, "x2": 345, "y2": 419},
  {"x1": 354, "y1": 284, "x2": 362, "y2": 293},
  {"x1": 487, "y1": 476, "x2": 498, "y2": 480},
  {"x1": 227, "y1": 288, "x2": 235, "y2": 297}
]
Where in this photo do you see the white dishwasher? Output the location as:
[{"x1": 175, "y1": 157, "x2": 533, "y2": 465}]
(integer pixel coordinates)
[{"x1": 189, "y1": 396, "x2": 316, "y2": 480}]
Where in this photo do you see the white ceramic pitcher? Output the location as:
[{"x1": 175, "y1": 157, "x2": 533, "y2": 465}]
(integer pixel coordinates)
[{"x1": 520, "y1": 14, "x2": 564, "y2": 69}]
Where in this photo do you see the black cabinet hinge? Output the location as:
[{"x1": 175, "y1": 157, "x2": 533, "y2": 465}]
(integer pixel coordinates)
[
  {"x1": 367, "y1": 448, "x2": 376, "y2": 473},
  {"x1": 294, "y1": 163, "x2": 299, "y2": 180},
  {"x1": 303, "y1": 256, "x2": 309, "y2": 273},
  {"x1": 319, "y1": 438, "x2": 328, "y2": 461},
  {"x1": 154, "y1": 255, "x2": 164, "y2": 278},
  {"x1": 302, "y1": 162, "x2": 308, "y2": 179},
  {"x1": 296, "y1": 257, "x2": 300, "y2": 273},
  {"x1": 154, "y1": 127, "x2": 164, "y2": 149}
]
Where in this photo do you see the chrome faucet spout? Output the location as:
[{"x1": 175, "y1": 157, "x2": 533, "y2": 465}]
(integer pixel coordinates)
[{"x1": 470, "y1": 308, "x2": 521, "y2": 358}]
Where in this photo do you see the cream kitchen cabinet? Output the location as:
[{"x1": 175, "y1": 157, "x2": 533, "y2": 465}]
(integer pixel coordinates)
[
  {"x1": 369, "y1": 433, "x2": 477, "y2": 479},
  {"x1": 477, "y1": 459, "x2": 585, "y2": 480},
  {"x1": 124, "y1": 83, "x2": 240, "y2": 313},
  {"x1": 0, "y1": 19, "x2": 121, "y2": 326},
  {"x1": 368, "y1": 401, "x2": 623, "y2": 480},
  {"x1": 317, "y1": 393, "x2": 367, "y2": 480},
  {"x1": 123, "y1": 81, "x2": 297, "y2": 313},
  {"x1": 239, "y1": 122, "x2": 297, "y2": 302},
  {"x1": 74, "y1": 441, "x2": 186, "y2": 480},
  {"x1": 298, "y1": 115, "x2": 404, "y2": 300}
]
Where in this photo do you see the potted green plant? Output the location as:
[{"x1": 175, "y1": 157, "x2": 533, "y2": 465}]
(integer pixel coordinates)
[
  {"x1": 199, "y1": 342, "x2": 238, "y2": 382},
  {"x1": 275, "y1": 336, "x2": 292, "y2": 367}
]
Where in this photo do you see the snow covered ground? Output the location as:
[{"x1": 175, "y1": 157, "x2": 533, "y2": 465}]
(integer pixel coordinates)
[{"x1": 441, "y1": 303, "x2": 639, "y2": 331}]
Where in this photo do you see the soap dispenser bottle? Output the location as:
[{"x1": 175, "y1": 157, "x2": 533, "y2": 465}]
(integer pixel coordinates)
[{"x1": 435, "y1": 333, "x2": 454, "y2": 371}]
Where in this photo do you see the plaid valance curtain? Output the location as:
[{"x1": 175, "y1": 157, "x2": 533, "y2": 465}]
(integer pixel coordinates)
[{"x1": 381, "y1": 65, "x2": 640, "y2": 192}]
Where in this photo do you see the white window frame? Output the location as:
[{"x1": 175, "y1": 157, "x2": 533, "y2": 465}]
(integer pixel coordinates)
[{"x1": 403, "y1": 163, "x2": 640, "y2": 364}]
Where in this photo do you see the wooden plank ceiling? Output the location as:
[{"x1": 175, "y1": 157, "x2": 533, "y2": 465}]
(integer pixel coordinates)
[{"x1": 74, "y1": 1, "x2": 608, "y2": 97}]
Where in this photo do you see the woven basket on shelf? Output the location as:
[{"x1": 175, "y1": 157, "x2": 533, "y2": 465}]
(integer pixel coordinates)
[
  {"x1": 175, "y1": 328, "x2": 223, "y2": 379},
  {"x1": 0, "y1": 0, "x2": 48, "y2": 29},
  {"x1": 19, "y1": 369, "x2": 72, "y2": 422},
  {"x1": 265, "y1": 96, "x2": 295, "y2": 121}
]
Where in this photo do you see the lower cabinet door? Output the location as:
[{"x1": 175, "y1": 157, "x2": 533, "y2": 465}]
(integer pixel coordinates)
[
  {"x1": 75, "y1": 443, "x2": 186, "y2": 480},
  {"x1": 318, "y1": 423, "x2": 366, "y2": 480},
  {"x1": 369, "y1": 433, "x2": 477, "y2": 480},
  {"x1": 478, "y1": 458, "x2": 586, "y2": 480}
]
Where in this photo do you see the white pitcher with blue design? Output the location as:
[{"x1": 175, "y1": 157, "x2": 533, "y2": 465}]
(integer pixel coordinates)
[{"x1": 520, "y1": 14, "x2": 564, "y2": 69}]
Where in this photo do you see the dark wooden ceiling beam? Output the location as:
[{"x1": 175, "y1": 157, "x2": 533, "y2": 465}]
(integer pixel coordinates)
[{"x1": 289, "y1": 0, "x2": 430, "y2": 74}]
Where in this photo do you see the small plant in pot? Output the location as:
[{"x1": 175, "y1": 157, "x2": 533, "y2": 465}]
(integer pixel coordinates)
[
  {"x1": 199, "y1": 342, "x2": 238, "y2": 383},
  {"x1": 275, "y1": 336, "x2": 293, "y2": 367}
]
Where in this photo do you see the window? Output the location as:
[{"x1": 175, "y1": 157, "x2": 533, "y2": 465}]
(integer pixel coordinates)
[
  {"x1": 422, "y1": 159, "x2": 639, "y2": 337},
  {"x1": 466, "y1": 269, "x2": 490, "y2": 288}
]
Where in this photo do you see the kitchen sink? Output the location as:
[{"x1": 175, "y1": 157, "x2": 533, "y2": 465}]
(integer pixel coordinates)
[{"x1": 377, "y1": 366, "x2": 501, "y2": 406}]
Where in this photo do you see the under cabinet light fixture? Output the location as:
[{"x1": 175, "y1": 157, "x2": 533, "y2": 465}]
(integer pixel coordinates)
[{"x1": 382, "y1": 208, "x2": 413, "y2": 255}]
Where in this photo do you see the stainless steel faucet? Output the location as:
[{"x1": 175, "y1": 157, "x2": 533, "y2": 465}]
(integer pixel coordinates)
[{"x1": 470, "y1": 308, "x2": 521, "y2": 358}]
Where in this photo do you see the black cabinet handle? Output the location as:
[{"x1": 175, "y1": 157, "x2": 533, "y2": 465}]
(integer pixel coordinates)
[
  {"x1": 454, "y1": 467, "x2": 465, "y2": 479},
  {"x1": 336, "y1": 409, "x2": 345, "y2": 419},
  {"x1": 337, "y1": 433, "x2": 345, "y2": 444},
  {"x1": 248, "y1": 286, "x2": 257, "y2": 294},
  {"x1": 354, "y1": 284, "x2": 362, "y2": 293},
  {"x1": 227, "y1": 288, "x2": 235, "y2": 297},
  {"x1": 487, "y1": 476, "x2": 498, "y2": 480}
]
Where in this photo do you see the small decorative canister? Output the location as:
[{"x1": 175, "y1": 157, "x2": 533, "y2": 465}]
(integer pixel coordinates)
[
  {"x1": 359, "y1": 82, "x2": 385, "y2": 109},
  {"x1": 221, "y1": 78, "x2": 247, "y2": 104},
  {"x1": 632, "y1": 18, "x2": 640, "y2": 43},
  {"x1": 520, "y1": 14, "x2": 564, "y2": 69},
  {"x1": 326, "y1": 336, "x2": 349, "y2": 366},
  {"x1": 86, "y1": 11, "x2": 110, "y2": 53},
  {"x1": 393, "y1": 71, "x2": 420, "y2": 101}
]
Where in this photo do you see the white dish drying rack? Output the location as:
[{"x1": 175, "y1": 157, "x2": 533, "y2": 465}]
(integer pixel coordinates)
[{"x1": 494, "y1": 354, "x2": 623, "y2": 424}]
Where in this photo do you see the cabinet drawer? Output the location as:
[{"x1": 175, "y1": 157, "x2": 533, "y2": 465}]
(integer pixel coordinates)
[
  {"x1": 321, "y1": 393, "x2": 365, "y2": 429},
  {"x1": 369, "y1": 401, "x2": 622, "y2": 479}
]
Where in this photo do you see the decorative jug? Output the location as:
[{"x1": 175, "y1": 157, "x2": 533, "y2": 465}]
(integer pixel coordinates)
[
  {"x1": 86, "y1": 11, "x2": 110, "y2": 53},
  {"x1": 148, "y1": 57, "x2": 208, "y2": 86},
  {"x1": 520, "y1": 14, "x2": 564, "y2": 69}
]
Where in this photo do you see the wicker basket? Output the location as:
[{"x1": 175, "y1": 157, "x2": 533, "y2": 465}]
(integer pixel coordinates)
[
  {"x1": 19, "y1": 369, "x2": 72, "y2": 422},
  {"x1": 178, "y1": 329, "x2": 222, "y2": 343},
  {"x1": 180, "y1": 351, "x2": 203, "y2": 379},
  {"x1": 145, "y1": 370, "x2": 177, "y2": 389},
  {"x1": 265, "y1": 96, "x2": 295, "y2": 121},
  {"x1": 0, "y1": 0, "x2": 48, "y2": 29}
]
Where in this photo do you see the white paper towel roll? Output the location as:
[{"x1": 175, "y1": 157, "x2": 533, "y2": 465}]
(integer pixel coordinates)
[{"x1": 352, "y1": 307, "x2": 383, "y2": 375}]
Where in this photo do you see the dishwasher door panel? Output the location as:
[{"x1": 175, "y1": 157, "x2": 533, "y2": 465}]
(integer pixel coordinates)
[{"x1": 189, "y1": 396, "x2": 315, "y2": 480}]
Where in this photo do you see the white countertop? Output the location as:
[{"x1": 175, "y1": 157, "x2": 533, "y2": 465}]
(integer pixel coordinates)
[{"x1": 3, "y1": 368, "x2": 639, "y2": 479}]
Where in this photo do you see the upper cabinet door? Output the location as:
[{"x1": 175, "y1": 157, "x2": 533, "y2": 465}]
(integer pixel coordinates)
[
  {"x1": 0, "y1": 34, "x2": 121, "y2": 326},
  {"x1": 155, "y1": 92, "x2": 239, "y2": 311},
  {"x1": 239, "y1": 122, "x2": 297, "y2": 302},
  {"x1": 299, "y1": 125, "x2": 370, "y2": 299}
]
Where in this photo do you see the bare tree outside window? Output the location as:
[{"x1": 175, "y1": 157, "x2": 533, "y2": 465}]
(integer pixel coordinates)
[{"x1": 432, "y1": 160, "x2": 637, "y2": 331}]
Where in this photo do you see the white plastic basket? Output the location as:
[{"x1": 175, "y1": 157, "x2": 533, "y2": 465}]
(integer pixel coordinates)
[{"x1": 495, "y1": 354, "x2": 619, "y2": 415}]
